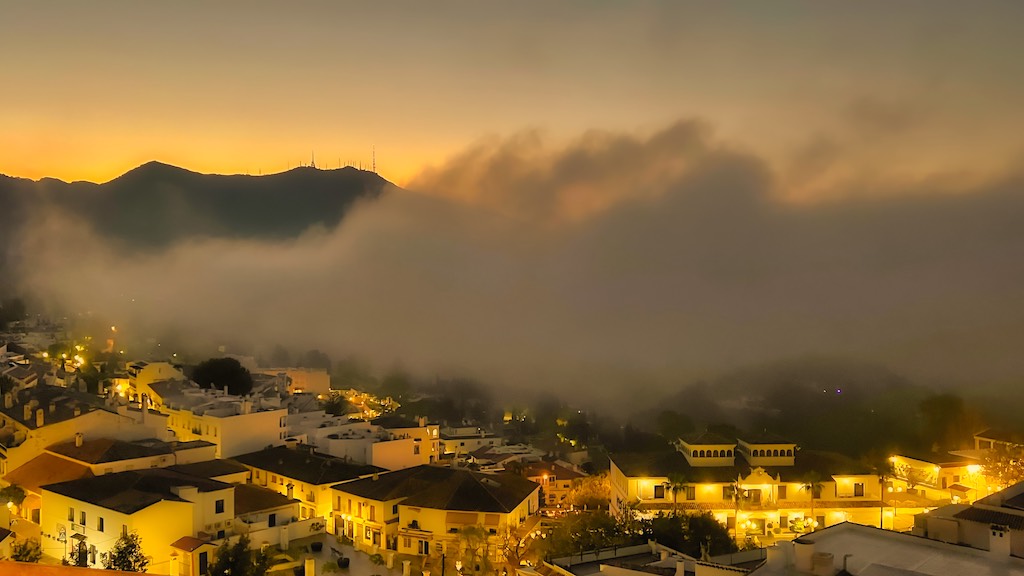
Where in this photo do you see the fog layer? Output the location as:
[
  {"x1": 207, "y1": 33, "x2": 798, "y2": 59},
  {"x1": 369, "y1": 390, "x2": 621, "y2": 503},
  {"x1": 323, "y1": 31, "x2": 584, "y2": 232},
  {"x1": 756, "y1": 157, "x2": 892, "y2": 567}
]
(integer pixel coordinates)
[{"x1": 14, "y1": 120, "x2": 1024, "y2": 405}]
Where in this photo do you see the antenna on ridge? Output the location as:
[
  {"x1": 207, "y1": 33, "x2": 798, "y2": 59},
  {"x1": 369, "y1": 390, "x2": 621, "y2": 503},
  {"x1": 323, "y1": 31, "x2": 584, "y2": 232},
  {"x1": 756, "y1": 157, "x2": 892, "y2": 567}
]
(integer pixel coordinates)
[
  {"x1": 372, "y1": 146, "x2": 376, "y2": 173},
  {"x1": 311, "y1": 150, "x2": 316, "y2": 169}
]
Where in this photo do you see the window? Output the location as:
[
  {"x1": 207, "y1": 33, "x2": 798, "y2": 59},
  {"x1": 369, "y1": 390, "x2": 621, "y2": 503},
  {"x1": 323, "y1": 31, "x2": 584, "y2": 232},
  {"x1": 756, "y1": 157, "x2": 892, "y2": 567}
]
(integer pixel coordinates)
[
  {"x1": 68, "y1": 507, "x2": 75, "y2": 522},
  {"x1": 854, "y1": 483, "x2": 865, "y2": 497},
  {"x1": 685, "y1": 486, "x2": 696, "y2": 500},
  {"x1": 80, "y1": 511, "x2": 86, "y2": 525},
  {"x1": 778, "y1": 485, "x2": 788, "y2": 500},
  {"x1": 369, "y1": 506, "x2": 375, "y2": 521},
  {"x1": 393, "y1": 504, "x2": 399, "y2": 515},
  {"x1": 403, "y1": 537, "x2": 411, "y2": 549},
  {"x1": 365, "y1": 527, "x2": 372, "y2": 541},
  {"x1": 217, "y1": 529, "x2": 226, "y2": 539},
  {"x1": 122, "y1": 525, "x2": 128, "y2": 537},
  {"x1": 414, "y1": 445, "x2": 420, "y2": 455},
  {"x1": 215, "y1": 499, "x2": 225, "y2": 514},
  {"x1": 97, "y1": 517, "x2": 105, "y2": 532},
  {"x1": 654, "y1": 485, "x2": 665, "y2": 499},
  {"x1": 198, "y1": 552, "x2": 208, "y2": 574}
]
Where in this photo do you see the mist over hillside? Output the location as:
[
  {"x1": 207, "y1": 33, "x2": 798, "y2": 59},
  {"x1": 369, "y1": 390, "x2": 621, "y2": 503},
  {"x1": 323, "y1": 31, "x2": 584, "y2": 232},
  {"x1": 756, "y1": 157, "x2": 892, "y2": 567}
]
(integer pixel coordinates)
[
  {"x1": 0, "y1": 162, "x2": 388, "y2": 291},
  {"x1": 6, "y1": 119, "x2": 1024, "y2": 412}
]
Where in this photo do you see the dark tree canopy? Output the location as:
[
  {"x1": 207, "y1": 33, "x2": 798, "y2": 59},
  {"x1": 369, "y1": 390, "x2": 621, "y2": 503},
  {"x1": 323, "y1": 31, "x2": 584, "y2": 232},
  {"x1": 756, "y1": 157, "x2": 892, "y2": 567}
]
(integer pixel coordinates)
[
  {"x1": 191, "y1": 357, "x2": 253, "y2": 396},
  {"x1": 104, "y1": 531, "x2": 149, "y2": 572},
  {"x1": 208, "y1": 534, "x2": 271, "y2": 576}
]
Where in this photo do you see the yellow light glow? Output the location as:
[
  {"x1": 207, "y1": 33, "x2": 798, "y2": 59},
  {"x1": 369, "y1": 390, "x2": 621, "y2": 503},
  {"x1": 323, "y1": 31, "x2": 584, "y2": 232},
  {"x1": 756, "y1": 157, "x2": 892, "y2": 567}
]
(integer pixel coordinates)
[
  {"x1": 967, "y1": 464, "x2": 982, "y2": 474},
  {"x1": 42, "y1": 352, "x2": 48, "y2": 358}
]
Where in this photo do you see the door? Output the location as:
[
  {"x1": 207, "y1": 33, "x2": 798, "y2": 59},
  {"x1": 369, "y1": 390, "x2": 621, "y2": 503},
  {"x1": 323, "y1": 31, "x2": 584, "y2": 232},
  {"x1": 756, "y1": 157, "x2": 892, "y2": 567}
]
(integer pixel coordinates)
[
  {"x1": 268, "y1": 513, "x2": 276, "y2": 528},
  {"x1": 854, "y1": 483, "x2": 865, "y2": 497}
]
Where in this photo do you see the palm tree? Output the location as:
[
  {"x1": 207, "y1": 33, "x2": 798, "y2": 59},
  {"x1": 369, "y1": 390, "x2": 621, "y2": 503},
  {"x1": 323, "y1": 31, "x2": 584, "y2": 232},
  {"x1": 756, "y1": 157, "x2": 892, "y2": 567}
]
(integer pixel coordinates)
[
  {"x1": 868, "y1": 456, "x2": 896, "y2": 528},
  {"x1": 665, "y1": 473, "x2": 689, "y2": 516},
  {"x1": 800, "y1": 471, "x2": 824, "y2": 532}
]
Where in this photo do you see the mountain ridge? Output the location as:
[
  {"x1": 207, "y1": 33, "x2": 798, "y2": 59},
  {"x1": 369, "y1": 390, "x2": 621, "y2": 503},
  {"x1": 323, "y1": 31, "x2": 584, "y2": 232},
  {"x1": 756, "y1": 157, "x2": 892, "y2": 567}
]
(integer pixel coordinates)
[{"x1": 0, "y1": 161, "x2": 393, "y2": 292}]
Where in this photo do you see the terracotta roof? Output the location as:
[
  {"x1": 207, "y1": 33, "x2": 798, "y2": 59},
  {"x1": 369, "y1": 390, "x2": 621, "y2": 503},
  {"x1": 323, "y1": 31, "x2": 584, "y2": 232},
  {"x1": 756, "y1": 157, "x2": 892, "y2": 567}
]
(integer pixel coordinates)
[
  {"x1": 48, "y1": 438, "x2": 169, "y2": 464},
  {"x1": 953, "y1": 507, "x2": 1024, "y2": 530},
  {"x1": 4, "y1": 453, "x2": 93, "y2": 494},
  {"x1": 234, "y1": 445, "x2": 383, "y2": 486},
  {"x1": 610, "y1": 448, "x2": 870, "y2": 482},
  {"x1": 171, "y1": 536, "x2": 214, "y2": 552},
  {"x1": 166, "y1": 459, "x2": 249, "y2": 479},
  {"x1": 42, "y1": 468, "x2": 231, "y2": 514},
  {"x1": 332, "y1": 465, "x2": 538, "y2": 513},
  {"x1": 522, "y1": 461, "x2": 585, "y2": 481},
  {"x1": 234, "y1": 483, "x2": 298, "y2": 515},
  {"x1": 680, "y1": 431, "x2": 736, "y2": 446}
]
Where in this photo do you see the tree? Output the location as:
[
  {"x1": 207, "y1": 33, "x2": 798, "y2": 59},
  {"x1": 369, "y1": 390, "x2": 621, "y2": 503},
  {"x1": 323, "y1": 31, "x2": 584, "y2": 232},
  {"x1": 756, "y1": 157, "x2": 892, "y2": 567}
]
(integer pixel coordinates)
[
  {"x1": 301, "y1": 349, "x2": 332, "y2": 372},
  {"x1": 208, "y1": 533, "x2": 271, "y2": 576},
  {"x1": 10, "y1": 537, "x2": 42, "y2": 562},
  {"x1": 269, "y1": 344, "x2": 291, "y2": 367},
  {"x1": 656, "y1": 410, "x2": 695, "y2": 441},
  {"x1": 104, "y1": 531, "x2": 149, "y2": 572},
  {"x1": 866, "y1": 454, "x2": 895, "y2": 528},
  {"x1": 191, "y1": 357, "x2": 253, "y2": 396},
  {"x1": 496, "y1": 524, "x2": 531, "y2": 570},
  {"x1": 321, "y1": 393, "x2": 352, "y2": 416},
  {"x1": 983, "y1": 443, "x2": 1024, "y2": 487},
  {"x1": 0, "y1": 484, "x2": 26, "y2": 510},
  {"x1": 567, "y1": 472, "x2": 611, "y2": 511},
  {"x1": 800, "y1": 471, "x2": 825, "y2": 531},
  {"x1": 458, "y1": 525, "x2": 492, "y2": 574},
  {"x1": 665, "y1": 473, "x2": 688, "y2": 516}
]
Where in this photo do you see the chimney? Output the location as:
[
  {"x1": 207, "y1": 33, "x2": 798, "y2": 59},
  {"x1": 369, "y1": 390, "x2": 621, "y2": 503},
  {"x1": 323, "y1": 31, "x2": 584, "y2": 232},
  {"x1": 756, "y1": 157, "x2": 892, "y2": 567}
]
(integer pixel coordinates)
[
  {"x1": 990, "y1": 524, "x2": 1011, "y2": 557},
  {"x1": 241, "y1": 400, "x2": 252, "y2": 415},
  {"x1": 35, "y1": 408, "x2": 44, "y2": 428},
  {"x1": 3, "y1": 393, "x2": 11, "y2": 409},
  {"x1": 286, "y1": 483, "x2": 294, "y2": 499},
  {"x1": 140, "y1": 394, "x2": 148, "y2": 424},
  {"x1": 73, "y1": 406, "x2": 82, "y2": 417},
  {"x1": 48, "y1": 402, "x2": 55, "y2": 414},
  {"x1": 75, "y1": 432, "x2": 84, "y2": 447},
  {"x1": 418, "y1": 416, "x2": 426, "y2": 428},
  {"x1": 23, "y1": 404, "x2": 31, "y2": 421}
]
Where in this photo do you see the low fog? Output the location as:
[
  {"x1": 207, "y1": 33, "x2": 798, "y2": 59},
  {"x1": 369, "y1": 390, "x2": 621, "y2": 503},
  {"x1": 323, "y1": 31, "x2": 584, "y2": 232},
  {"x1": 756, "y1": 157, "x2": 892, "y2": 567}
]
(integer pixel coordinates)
[{"x1": 12, "y1": 119, "x2": 1024, "y2": 407}]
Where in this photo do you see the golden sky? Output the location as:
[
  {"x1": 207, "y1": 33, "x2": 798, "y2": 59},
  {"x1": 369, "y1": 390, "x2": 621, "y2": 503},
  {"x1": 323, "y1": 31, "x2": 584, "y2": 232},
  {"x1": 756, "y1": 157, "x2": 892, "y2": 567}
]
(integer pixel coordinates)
[{"x1": 3, "y1": 1, "x2": 1024, "y2": 189}]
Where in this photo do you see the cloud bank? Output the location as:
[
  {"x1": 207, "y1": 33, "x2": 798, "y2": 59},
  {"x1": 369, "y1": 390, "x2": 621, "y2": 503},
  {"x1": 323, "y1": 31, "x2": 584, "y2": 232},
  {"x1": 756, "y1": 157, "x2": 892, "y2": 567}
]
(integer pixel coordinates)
[{"x1": 14, "y1": 119, "x2": 1024, "y2": 407}]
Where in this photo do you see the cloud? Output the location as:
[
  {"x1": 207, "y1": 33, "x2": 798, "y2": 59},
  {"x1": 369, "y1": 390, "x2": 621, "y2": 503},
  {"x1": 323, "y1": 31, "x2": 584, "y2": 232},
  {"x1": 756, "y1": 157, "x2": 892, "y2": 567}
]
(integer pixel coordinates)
[{"x1": 13, "y1": 119, "x2": 1024, "y2": 409}]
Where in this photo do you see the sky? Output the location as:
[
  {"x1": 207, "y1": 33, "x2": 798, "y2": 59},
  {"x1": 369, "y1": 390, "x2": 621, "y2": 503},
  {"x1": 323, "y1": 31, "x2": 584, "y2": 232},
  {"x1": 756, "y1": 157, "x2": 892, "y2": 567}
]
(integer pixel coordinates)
[
  {"x1": 7, "y1": 1, "x2": 1024, "y2": 408},
  {"x1": 3, "y1": 1, "x2": 1024, "y2": 193}
]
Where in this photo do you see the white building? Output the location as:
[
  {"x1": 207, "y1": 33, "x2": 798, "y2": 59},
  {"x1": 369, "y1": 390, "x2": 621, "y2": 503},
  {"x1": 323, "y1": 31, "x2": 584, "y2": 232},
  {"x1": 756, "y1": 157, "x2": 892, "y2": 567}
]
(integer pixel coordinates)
[{"x1": 147, "y1": 381, "x2": 288, "y2": 458}]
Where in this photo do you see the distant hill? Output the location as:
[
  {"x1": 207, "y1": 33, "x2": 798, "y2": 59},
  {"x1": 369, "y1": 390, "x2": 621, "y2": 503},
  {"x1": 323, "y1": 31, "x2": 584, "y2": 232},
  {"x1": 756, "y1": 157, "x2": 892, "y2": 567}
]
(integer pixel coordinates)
[
  {"x1": 632, "y1": 356, "x2": 932, "y2": 456},
  {"x1": 0, "y1": 162, "x2": 391, "y2": 290}
]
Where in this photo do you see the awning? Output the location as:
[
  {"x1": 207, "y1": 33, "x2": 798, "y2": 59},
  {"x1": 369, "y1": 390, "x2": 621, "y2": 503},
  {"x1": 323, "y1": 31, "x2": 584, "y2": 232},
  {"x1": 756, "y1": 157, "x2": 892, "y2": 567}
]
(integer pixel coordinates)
[{"x1": 949, "y1": 484, "x2": 973, "y2": 493}]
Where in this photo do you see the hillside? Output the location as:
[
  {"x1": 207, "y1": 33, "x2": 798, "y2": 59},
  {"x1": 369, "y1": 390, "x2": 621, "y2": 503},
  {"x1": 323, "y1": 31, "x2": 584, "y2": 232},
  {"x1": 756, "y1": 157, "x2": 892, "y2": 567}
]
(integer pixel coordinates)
[{"x1": 0, "y1": 163, "x2": 391, "y2": 290}]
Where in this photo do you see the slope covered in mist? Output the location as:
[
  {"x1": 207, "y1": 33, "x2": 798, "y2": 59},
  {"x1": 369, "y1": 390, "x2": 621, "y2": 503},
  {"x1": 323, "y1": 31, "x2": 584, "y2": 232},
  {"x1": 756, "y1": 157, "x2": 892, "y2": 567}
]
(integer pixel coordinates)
[{"x1": 0, "y1": 163, "x2": 389, "y2": 291}]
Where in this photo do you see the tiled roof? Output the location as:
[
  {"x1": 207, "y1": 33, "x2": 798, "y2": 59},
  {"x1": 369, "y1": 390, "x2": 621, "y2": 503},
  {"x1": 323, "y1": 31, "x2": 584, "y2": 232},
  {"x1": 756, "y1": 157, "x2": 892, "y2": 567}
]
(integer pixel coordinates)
[
  {"x1": 0, "y1": 384, "x2": 109, "y2": 429},
  {"x1": 166, "y1": 459, "x2": 249, "y2": 479},
  {"x1": 234, "y1": 483, "x2": 298, "y2": 515},
  {"x1": 47, "y1": 438, "x2": 215, "y2": 464},
  {"x1": 680, "y1": 432, "x2": 736, "y2": 446},
  {"x1": 3, "y1": 453, "x2": 93, "y2": 493},
  {"x1": 233, "y1": 445, "x2": 383, "y2": 486},
  {"x1": 41, "y1": 468, "x2": 231, "y2": 515},
  {"x1": 953, "y1": 507, "x2": 1024, "y2": 530},
  {"x1": 522, "y1": 461, "x2": 585, "y2": 481},
  {"x1": 332, "y1": 465, "x2": 538, "y2": 513},
  {"x1": 610, "y1": 448, "x2": 870, "y2": 482},
  {"x1": 171, "y1": 536, "x2": 214, "y2": 552}
]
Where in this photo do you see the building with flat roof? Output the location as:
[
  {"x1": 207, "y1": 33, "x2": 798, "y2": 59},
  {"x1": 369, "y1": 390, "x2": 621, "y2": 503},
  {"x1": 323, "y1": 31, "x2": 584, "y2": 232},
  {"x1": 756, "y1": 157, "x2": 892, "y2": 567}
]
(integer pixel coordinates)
[{"x1": 751, "y1": 521, "x2": 1024, "y2": 575}]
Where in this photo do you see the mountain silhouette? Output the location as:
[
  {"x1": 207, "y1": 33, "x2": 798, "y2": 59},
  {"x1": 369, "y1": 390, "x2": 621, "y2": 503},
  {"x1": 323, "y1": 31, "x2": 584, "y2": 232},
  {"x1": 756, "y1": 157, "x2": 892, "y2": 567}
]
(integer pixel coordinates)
[{"x1": 0, "y1": 162, "x2": 391, "y2": 291}]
